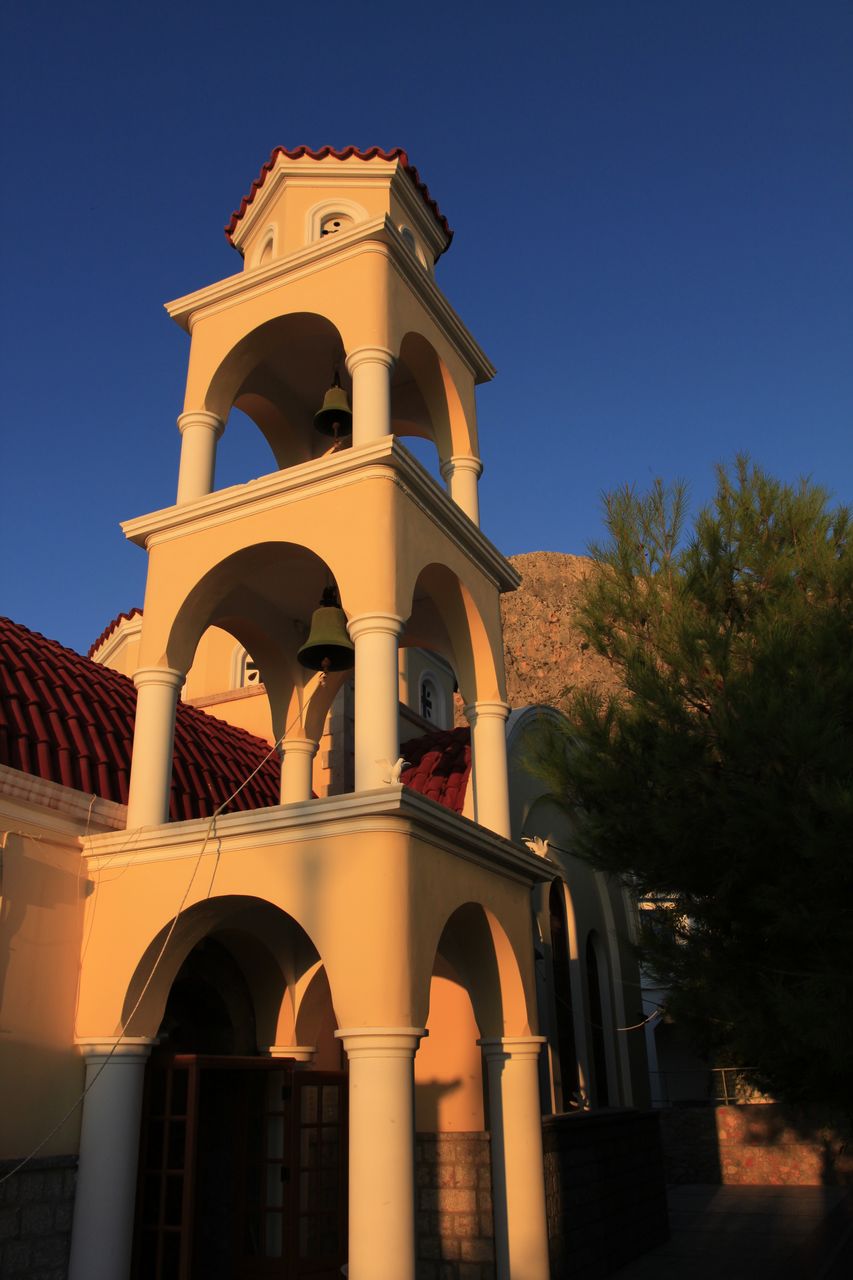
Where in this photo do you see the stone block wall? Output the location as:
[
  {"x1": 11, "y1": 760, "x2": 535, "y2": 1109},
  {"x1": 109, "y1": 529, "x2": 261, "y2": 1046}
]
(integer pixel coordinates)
[
  {"x1": 0, "y1": 1156, "x2": 76, "y2": 1279},
  {"x1": 660, "y1": 1103, "x2": 853, "y2": 1186},
  {"x1": 543, "y1": 1109, "x2": 669, "y2": 1279},
  {"x1": 415, "y1": 1132, "x2": 495, "y2": 1280}
]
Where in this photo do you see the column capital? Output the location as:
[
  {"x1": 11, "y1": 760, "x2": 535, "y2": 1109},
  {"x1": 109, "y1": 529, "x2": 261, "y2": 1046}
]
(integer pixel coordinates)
[
  {"x1": 440, "y1": 454, "x2": 484, "y2": 481},
  {"x1": 75, "y1": 1036, "x2": 156, "y2": 1065},
  {"x1": 463, "y1": 699, "x2": 511, "y2": 723},
  {"x1": 132, "y1": 666, "x2": 185, "y2": 692},
  {"x1": 347, "y1": 612, "x2": 405, "y2": 642},
  {"x1": 177, "y1": 409, "x2": 225, "y2": 438},
  {"x1": 281, "y1": 736, "x2": 319, "y2": 757},
  {"x1": 336, "y1": 1026, "x2": 427, "y2": 1058},
  {"x1": 345, "y1": 345, "x2": 396, "y2": 374},
  {"x1": 478, "y1": 1035, "x2": 547, "y2": 1062},
  {"x1": 265, "y1": 1044, "x2": 316, "y2": 1062}
]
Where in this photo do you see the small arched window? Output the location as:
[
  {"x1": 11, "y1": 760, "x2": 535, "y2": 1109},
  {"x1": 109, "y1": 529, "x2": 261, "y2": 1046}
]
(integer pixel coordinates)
[
  {"x1": 419, "y1": 672, "x2": 449, "y2": 728},
  {"x1": 320, "y1": 212, "x2": 354, "y2": 238},
  {"x1": 399, "y1": 225, "x2": 427, "y2": 269},
  {"x1": 231, "y1": 644, "x2": 261, "y2": 689}
]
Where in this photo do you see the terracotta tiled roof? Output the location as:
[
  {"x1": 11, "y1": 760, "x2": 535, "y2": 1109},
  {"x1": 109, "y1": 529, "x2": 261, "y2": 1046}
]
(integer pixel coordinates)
[
  {"x1": 400, "y1": 727, "x2": 470, "y2": 814},
  {"x1": 87, "y1": 607, "x2": 143, "y2": 659},
  {"x1": 225, "y1": 146, "x2": 453, "y2": 256},
  {"x1": 0, "y1": 617, "x2": 280, "y2": 821}
]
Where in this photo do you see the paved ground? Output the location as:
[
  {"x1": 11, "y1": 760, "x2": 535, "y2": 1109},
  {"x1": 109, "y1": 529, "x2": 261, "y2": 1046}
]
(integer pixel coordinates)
[{"x1": 612, "y1": 1185, "x2": 853, "y2": 1279}]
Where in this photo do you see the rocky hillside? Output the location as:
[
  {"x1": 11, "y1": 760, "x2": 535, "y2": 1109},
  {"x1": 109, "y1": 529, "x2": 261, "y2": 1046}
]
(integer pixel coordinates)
[{"x1": 500, "y1": 552, "x2": 621, "y2": 715}]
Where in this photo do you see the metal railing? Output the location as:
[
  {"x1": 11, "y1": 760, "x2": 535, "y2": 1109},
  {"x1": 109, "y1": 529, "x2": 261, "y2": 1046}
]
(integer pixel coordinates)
[{"x1": 649, "y1": 1067, "x2": 767, "y2": 1107}]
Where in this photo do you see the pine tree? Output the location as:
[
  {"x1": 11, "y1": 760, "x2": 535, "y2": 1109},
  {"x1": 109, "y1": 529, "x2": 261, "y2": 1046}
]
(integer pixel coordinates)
[{"x1": 531, "y1": 458, "x2": 853, "y2": 1114}]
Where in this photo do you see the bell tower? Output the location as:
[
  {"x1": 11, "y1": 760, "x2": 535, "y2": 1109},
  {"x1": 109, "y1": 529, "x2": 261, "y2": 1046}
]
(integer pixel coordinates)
[
  {"x1": 123, "y1": 146, "x2": 519, "y2": 831},
  {"x1": 74, "y1": 149, "x2": 551, "y2": 1280}
]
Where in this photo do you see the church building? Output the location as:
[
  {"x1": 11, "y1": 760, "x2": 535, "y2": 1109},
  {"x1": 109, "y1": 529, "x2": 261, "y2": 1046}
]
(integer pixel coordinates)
[{"x1": 0, "y1": 148, "x2": 656, "y2": 1280}]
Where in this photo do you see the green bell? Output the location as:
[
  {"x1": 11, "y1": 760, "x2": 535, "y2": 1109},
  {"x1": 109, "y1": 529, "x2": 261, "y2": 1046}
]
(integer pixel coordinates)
[
  {"x1": 313, "y1": 372, "x2": 353, "y2": 438},
  {"x1": 297, "y1": 587, "x2": 354, "y2": 672}
]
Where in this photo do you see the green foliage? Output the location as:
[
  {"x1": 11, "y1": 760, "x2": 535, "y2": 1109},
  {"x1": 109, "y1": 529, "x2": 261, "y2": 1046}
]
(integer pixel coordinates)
[{"x1": 533, "y1": 458, "x2": 853, "y2": 1113}]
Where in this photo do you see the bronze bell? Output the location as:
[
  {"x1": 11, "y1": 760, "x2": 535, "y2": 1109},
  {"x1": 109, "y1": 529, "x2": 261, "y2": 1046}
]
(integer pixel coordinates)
[
  {"x1": 297, "y1": 586, "x2": 354, "y2": 672},
  {"x1": 313, "y1": 372, "x2": 352, "y2": 438}
]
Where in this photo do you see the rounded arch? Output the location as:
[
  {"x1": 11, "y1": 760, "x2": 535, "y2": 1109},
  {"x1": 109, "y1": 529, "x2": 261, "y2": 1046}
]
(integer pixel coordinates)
[
  {"x1": 293, "y1": 962, "x2": 343, "y2": 1070},
  {"x1": 204, "y1": 313, "x2": 349, "y2": 469},
  {"x1": 584, "y1": 928, "x2": 616, "y2": 1108},
  {"x1": 306, "y1": 197, "x2": 369, "y2": 244},
  {"x1": 417, "y1": 902, "x2": 532, "y2": 1040},
  {"x1": 402, "y1": 561, "x2": 502, "y2": 706},
  {"x1": 120, "y1": 895, "x2": 325, "y2": 1044},
  {"x1": 166, "y1": 540, "x2": 342, "y2": 741},
  {"x1": 547, "y1": 878, "x2": 582, "y2": 1109},
  {"x1": 391, "y1": 331, "x2": 475, "y2": 467},
  {"x1": 154, "y1": 934, "x2": 258, "y2": 1054},
  {"x1": 248, "y1": 224, "x2": 277, "y2": 269}
]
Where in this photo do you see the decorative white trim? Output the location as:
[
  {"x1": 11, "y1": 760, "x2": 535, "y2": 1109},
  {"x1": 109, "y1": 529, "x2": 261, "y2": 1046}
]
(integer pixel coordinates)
[
  {"x1": 347, "y1": 612, "x2": 404, "y2": 642},
  {"x1": 133, "y1": 667, "x2": 185, "y2": 691},
  {"x1": 90, "y1": 613, "x2": 143, "y2": 667},
  {"x1": 177, "y1": 410, "x2": 225, "y2": 439},
  {"x1": 121, "y1": 437, "x2": 520, "y2": 594},
  {"x1": 81, "y1": 785, "x2": 551, "y2": 886},
  {"x1": 0, "y1": 762, "x2": 126, "y2": 834},
  {"x1": 305, "y1": 197, "x2": 369, "y2": 245},
  {"x1": 165, "y1": 216, "x2": 494, "y2": 383},
  {"x1": 335, "y1": 1027, "x2": 427, "y2": 1057},
  {"x1": 345, "y1": 345, "x2": 396, "y2": 374},
  {"x1": 249, "y1": 224, "x2": 277, "y2": 269}
]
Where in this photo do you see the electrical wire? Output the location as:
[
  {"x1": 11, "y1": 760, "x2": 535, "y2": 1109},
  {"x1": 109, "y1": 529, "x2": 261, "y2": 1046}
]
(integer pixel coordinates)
[{"x1": 0, "y1": 694, "x2": 313, "y2": 1186}]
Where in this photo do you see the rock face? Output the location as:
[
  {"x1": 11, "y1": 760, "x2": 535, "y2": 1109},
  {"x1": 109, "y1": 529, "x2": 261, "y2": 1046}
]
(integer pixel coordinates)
[{"x1": 500, "y1": 552, "x2": 620, "y2": 715}]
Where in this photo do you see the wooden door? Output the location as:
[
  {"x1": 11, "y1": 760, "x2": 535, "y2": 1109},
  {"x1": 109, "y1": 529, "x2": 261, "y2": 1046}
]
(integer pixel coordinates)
[{"x1": 133, "y1": 1057, "x2": 347, "y2": 1280}]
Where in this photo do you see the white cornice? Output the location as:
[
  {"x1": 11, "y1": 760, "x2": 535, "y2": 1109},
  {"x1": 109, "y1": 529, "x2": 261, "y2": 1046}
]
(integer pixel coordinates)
[
  {"x1": 0, "y1": 764, "x2": 126, "y2": 838},
  {"x1": 228, "y1": 157, "x2": 402, "y2": 254},
  {"x1": 90, "y1": 614, "x2": 143, "y2": 666},
  {"x1": 82, "y1": 785, "x2": 550, "y2": 886},
  {"x1": 227, "y1": 156, "x2": 449, "y2": 263},
  {"x1": 164, "y1": 217, "x2": 494, "y2": 383},
  {"x1": 121, "y1": 438, "x2": 521, "y2": 594}
]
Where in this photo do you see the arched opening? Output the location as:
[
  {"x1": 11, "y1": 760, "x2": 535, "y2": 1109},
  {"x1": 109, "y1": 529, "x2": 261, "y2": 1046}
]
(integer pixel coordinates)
[
  {"x1": 214, "y1": 404, "x2": 282, "y2": 489},
  {"x1": 402, "y1": 561, "x2": 501, "y2": 709},
  {"x1": 156, "y1": 935, "x2": 257, "y2": 1054},
  {"x1": 168, "y1": 541, "x2": 348, "y2": 792},
  {"x1": 128, "y1": 900, "x2": 347, "y2": 1278},
  {"x1": 205, "y1": 313, "x2": 351, "y2": 474},
  {"x1": 549, "y1": 880, "x2": 581, "y2": 1111},
  {"x1": 412, "y1": 902, "x2": 533, "y2": 1267},
  {"x1": 391, "y1": 331, "x2": 475, "y2": 483},
  {"x1": 585, "y1": 932, "x2": 612, "y2": 1108}
]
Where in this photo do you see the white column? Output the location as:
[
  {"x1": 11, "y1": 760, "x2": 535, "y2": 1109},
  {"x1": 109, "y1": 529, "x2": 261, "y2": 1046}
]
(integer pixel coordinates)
[
  {"x1": 346, "y1": 347, "x2": 395, "y2": 446},
  {"x1": 480, "y1": 1036, "x2": 550, "y2": 1280},
  {"x1": 279, "y1": 737, "x2": 318, "y2": 804},
  {"x1": 348, "y1": 613, "x2": 403, "y2": 791},
  {"x1": 176, "y1": 410, "x2": 224, "y2": 503},
  {"x1": 336, "y1": 1027, "x2": 425, "y2": 1280},
  {"x1": 440, "y1": 454, "x2": 483, "y2": 525},
  {"x1": 464, "y1": 700, "x2": 512, "y2": 838},
  {"x1": 68, "y1": 1038, "x2": 155, "y2": 1280},
  {"x1": 126, "y1": 667, "x2": 185, "y2": 828}
]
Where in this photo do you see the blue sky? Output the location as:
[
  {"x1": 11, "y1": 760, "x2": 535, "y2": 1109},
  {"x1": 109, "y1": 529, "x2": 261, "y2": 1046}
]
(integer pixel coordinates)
[{"x1": 2, "y1": 1, "x2": 851, "y2": 654}]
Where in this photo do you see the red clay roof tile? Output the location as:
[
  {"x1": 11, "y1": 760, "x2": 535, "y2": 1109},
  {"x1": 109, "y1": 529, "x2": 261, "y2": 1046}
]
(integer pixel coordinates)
[
  {"x1": 225, "y1": 146, "x2": 453, "y2": 258},
  {"x1": 0, "y1": 616, "x2": 280, "y2": 820},
  {"x1": 399, "y1": 726, "x2": 471, "y2": 814}
]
